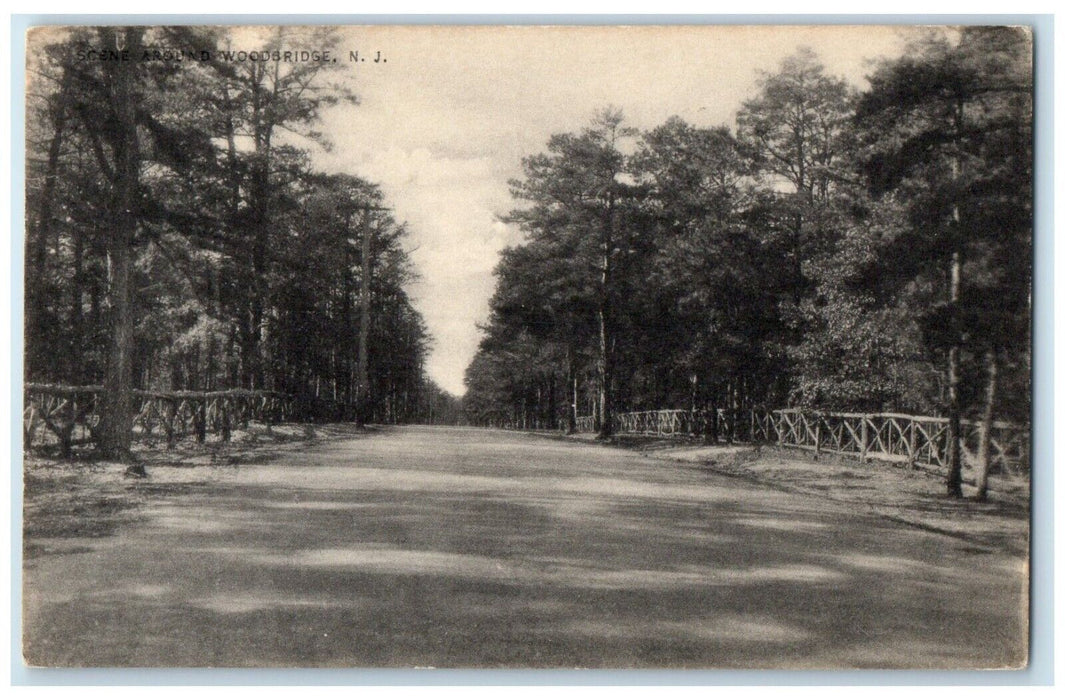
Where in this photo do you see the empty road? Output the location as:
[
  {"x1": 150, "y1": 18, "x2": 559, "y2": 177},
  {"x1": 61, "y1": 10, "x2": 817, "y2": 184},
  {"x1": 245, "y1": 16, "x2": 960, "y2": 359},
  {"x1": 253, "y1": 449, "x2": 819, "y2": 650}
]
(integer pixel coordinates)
[{"x1": 23, "y1": 425, "x2": 1027, "y2": 668}]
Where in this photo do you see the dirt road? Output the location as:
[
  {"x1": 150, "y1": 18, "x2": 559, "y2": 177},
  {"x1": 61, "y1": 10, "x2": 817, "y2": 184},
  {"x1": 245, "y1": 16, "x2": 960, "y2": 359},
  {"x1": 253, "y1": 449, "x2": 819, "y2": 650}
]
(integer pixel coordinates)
[{"x1": 22, "y1": 426, "x2": 1028, "y2": 668}]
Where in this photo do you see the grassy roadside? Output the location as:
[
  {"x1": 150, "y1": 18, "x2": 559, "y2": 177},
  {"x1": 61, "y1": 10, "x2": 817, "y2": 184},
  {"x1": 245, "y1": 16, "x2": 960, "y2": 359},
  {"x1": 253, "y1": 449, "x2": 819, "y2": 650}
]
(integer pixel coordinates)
[
  {"x1": 541, "y1": 430, "x2": 1030, "y2": 555},
  {"x1": 22, "y1": 422, "x2": 365, "y2": 557}
]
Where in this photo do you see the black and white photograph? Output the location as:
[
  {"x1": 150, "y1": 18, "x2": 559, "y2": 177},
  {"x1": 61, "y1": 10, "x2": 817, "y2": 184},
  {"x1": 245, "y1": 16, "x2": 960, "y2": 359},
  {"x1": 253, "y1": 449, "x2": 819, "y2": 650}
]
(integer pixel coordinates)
[{"x1": 20, "y1": 23, "x2": 1033, "y2": 669}]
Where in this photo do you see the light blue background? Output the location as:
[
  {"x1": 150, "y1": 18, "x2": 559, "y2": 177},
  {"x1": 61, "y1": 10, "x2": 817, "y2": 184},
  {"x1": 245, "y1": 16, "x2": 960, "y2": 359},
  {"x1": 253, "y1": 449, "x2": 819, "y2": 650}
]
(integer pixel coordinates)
[{"x1": 9, "y1": 13, "x2": 1054, "y2": 686}]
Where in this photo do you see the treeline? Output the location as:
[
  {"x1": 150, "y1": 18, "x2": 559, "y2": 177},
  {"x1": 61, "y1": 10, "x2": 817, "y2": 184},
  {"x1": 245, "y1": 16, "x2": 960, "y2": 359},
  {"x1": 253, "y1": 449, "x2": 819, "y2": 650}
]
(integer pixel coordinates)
[
  {"x1": 464, "y1": 28, "x2": 1032, "y2": 494},
  {"x1": 25, "y1": 26, "x2": 453, "y2": 457}
]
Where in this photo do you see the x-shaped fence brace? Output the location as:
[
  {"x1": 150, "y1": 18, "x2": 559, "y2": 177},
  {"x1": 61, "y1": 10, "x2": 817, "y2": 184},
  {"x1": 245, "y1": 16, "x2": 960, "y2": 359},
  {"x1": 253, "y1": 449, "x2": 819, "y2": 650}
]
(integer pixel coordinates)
[
  {"x1": 575, "y1": 407, "x2": 1028, "y2": 475},
  {"x1": 23, "y1": 384, "x2": 299, "y2": 455}
]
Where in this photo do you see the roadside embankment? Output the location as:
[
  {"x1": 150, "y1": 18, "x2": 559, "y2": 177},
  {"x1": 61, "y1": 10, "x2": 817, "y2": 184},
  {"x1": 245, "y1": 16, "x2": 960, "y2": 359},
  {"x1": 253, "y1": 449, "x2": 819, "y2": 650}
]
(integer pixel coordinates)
[
  {"x1": 551, "y1": 431, "x2": 1030, "y2": 555},
  {"x1": 22, "y1": 422, "x2": 367, "y2": 551}
]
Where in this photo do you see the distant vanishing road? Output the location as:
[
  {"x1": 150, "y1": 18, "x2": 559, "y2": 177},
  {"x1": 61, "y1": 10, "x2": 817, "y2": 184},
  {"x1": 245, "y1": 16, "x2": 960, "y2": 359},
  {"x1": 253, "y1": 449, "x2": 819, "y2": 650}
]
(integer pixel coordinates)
[{"x1": 23, "y1": 425, "x2": 1027, "y2": 669}]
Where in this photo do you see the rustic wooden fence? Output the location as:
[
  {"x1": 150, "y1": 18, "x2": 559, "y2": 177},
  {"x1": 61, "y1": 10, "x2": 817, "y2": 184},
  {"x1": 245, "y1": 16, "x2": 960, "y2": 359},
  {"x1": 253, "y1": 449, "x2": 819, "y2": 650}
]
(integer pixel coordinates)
[
  {"x1": 23, "y1": 384, "x2": 297, "y2": 456},
  {"x1": 575, "y1": 409, "x2": 740, "y2": 438},
  {"x1": 576, "y1": 408, "x2": 1029, "y2": 475}
]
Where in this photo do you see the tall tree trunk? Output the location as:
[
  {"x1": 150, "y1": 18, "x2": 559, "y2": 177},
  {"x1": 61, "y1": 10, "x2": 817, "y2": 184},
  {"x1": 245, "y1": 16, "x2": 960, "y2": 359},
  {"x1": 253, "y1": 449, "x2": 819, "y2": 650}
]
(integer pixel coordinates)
[
  {"x1": 945, "y1": 249, "x2": 965, "y2": 497},
  {"x1": 592, "y1": 382, "x2": 601, "y2": 433},
  {"x1": 96, "y1": 27, "x2": 143, "y2": 461},
  {"x1": 597, "y1": 301, "x2": 611, "y2": 438},
  {"x1": 548, "y1": 373, "x2": 558, "y2": 430},
  {"x1": 708, "y1": 395, "x2": 719, "y2": 444},
  {"x1": 226, "y1": 324, "x2": 238, "y2": 388},
  {"x1": 689, "y1": 373, "x2": 698, "y2": 414},
  {"x1": 566, "y1": 346, "x2": 578, "y2": 434},
  {"x1": 596, "y1": 193, "x2": 615, "y2": 440},
  {"x1": 974, "y1": 349, "x2": 999, "y2": 501},
  {"x1": 249, "y1": 234, "x2": 266, "y2": 390},
  {"x1": 729, "y1": 381, "x2": 739, "y2": 444},
  {"x1": 70, "y1": 227, "x2": 84, "y2": 383},
  {"x1": 356, "y1": 209, "x2": 373, "y2": 425},
  {"x1": 341, "y1": 235, "x2": 355, "y2": 410},
  {"x1": 220, "y1": 83, "x2": 244, "y2": 391},
  {"x1": 246, "y1": 62, "x2": 273, "y2": 391},
  {"x1": 945, "y1": 99, "x2": 967, "y2": 498},
  {"x1": 205, "y1": 264, "x2": 222, "y2": 392}
]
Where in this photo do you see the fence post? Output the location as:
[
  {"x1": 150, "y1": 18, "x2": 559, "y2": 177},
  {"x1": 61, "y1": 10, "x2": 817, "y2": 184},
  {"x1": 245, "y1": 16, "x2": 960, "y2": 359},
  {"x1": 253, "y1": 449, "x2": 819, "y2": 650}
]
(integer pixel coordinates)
[
  {"x1": 860, "y1": 415, "x2": 868, "y2": 463},
  {"x1": 58, "y1": 423, "x2": 74, "y2": 459},
  {"x1": 23, "y1": 405, "x2": 37, "y2": 451},
  {"x1": 164, "y1": 398, "x2": 176, "y2": 449},
  {"x1": 814, "y1": 415, "x2": 822, "y2": 459},
  {"x1": 221, "y1": 397, "x2": 232, "y2": 443},
  {"x1": 194, "y1": 397, "x2": 207, "y2": 444},
  {"x1": 907, "y1": 419, "x2": 917, "y2": 469}
]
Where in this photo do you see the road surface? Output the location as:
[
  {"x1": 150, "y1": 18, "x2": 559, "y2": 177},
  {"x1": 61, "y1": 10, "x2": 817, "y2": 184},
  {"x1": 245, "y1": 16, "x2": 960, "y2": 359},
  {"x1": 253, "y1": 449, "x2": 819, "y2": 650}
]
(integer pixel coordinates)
[{"x1": 23, "y1": 426, "x2": 1027, "y2": 668}]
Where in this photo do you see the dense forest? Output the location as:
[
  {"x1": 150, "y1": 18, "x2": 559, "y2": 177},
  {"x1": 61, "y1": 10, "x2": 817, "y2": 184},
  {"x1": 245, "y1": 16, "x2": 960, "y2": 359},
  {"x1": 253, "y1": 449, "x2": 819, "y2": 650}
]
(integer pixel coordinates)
[
  {"x1": 25, "y1": 26, "x2": 458, "y2": 457},
  {"x1": 24, "y1": 25, "x2": 1033, "y2": 486},
  {"x1": 463, "y1": 27, "x2": 1032, "y2": 492}
]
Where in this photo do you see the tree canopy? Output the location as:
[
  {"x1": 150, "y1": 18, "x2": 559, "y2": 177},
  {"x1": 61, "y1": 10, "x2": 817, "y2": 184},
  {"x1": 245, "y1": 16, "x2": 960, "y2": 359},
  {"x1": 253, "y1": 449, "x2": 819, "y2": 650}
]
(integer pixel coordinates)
[
  {"x1": 25, "y1": 27, "x2": 452, "y2": 453},
  {"x1": 463, "y1": 32, "x2": 1032, "y2": 498}
]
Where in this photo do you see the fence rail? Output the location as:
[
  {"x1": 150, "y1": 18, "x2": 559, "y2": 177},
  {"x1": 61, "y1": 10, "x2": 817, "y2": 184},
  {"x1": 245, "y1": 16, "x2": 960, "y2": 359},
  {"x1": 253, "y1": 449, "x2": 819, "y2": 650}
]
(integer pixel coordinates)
[
  {"x1": 576, "y1": 408, "x2": 1029, "y2": 476},
  {"x1": 23, "y1": 384, "x2": 297, "y2": 455}
]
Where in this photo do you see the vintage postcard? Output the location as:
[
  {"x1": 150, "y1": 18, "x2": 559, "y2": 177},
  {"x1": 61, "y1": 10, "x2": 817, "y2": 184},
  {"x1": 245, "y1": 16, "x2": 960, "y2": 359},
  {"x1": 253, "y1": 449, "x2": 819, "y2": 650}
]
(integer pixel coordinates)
[{"x1": 22, "y1": 24, "x2": 1032, "y2": 669}]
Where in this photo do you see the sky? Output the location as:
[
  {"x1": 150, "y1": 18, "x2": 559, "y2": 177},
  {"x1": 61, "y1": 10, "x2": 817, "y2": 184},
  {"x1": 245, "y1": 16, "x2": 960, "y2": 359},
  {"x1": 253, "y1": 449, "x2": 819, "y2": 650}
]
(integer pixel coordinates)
[{"x1": 287, "y1": 25, "x2": 916, "y2": 396}]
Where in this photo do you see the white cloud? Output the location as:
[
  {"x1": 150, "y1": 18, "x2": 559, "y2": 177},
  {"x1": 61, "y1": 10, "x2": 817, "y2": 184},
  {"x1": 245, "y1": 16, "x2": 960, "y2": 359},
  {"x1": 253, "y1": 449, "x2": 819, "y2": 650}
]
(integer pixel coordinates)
[{"x1": 317, "y1": 142, "x2": 521, "y2": 394}]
